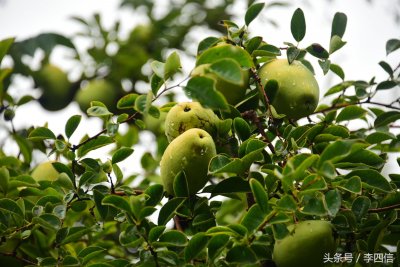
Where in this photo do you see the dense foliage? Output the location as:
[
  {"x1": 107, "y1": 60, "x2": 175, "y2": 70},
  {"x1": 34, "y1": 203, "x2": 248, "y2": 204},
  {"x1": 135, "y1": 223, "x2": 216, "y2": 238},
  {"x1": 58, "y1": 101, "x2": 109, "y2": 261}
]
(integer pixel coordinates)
[{"x1": 1, "y1": 1, "x2": 400, "y2": 266}]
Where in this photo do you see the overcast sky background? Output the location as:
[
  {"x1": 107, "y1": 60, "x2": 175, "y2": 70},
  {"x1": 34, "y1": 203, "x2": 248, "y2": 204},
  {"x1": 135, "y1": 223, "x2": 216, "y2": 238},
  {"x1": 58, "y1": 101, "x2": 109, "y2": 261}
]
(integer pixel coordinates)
[{"x1": 0, "y1": 0, "x2": 399, "y2": 177}]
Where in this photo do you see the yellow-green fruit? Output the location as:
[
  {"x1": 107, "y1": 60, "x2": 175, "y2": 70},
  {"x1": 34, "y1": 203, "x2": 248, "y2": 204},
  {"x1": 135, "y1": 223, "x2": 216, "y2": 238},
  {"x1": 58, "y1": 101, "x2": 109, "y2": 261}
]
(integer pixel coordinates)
[
  {"x1": 160, "y1": 128, "x2": 216, "y2": 196},
  {"x1": 273, "y1": 220, "x2": 336, "y2": 267},
  {"x1": 259, "y1": 59, "x2": 319, "y2": 119},
  {"x1": 31, "y1": 161, "x2": 59, "y2": 181},
  {"x1": 164, "y1": 102, "x2": 219, "y2": 142},
  {"x1": 75, "y1": 80, "x2": 117, "y2": 113},
  {"x1": 191, "y1": 64, "x2": 249, "y2": 105},
  {"x1": 36, "y1": 64, "x2": 72, "y2": 111}
]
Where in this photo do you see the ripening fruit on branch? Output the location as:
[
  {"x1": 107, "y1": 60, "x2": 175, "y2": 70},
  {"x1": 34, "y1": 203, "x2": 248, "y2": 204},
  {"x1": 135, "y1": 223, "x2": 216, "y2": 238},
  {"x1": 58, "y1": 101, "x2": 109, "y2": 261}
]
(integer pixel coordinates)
[
  {"x1": 34, "y1": 64, "x2": 72, "y2": 111},
  {"x1": 258, "y1": 59, "x2": 319, "y2": 119},
  {"x1": 273, "y1": 220, "x2": 337, "y2": 267},
  {"x1": 164, "y1": 102, "x2": 219, "y2": 142},
  {"x1": 160, "y1": 128, "x2": 216, "y2": 196},
  {"x1": 75, "y1": 80, "x2": 117, "y2": 113},
  {"x1": 191, "y1": 64, "x2": 249, "y2": 105},
  {"x1": 31, "y1": 161, "x2": 59, "y2": 181}
]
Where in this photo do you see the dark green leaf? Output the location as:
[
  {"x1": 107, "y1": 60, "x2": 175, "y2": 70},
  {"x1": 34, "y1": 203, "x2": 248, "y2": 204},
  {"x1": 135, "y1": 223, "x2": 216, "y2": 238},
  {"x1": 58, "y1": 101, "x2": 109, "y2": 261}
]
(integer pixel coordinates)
[
  {"x1": 250, "y1": 178, "x2": 269, "y2": 213},
  {"x1": 184, "y1": 77, "x2": 229, "y2": 111},
  {"x1": 173, "y1": 172, "x2": 189, "y2": 198},
  {"x1": 156, "y1": 230, "x2": 187, "y2": 247},
  {"x1": 245, "y1": 3, "x2": 265, "y2": 26},
  {"x1": 87, "y1": 106, "x2": 112, "y2": 117},
  {"x1": 226, "y1": 245, "x2": 257, "y2": 264},
  {"x1": 241, "y1": 204, "x2": 265, "y2": 233},
  {"x1": 117, "y1": 93, "x2": 139, "y2": 109},
  {"x1": 331, "y1": 12, "x2": 347, "y2": 38},
  {"x1": 338, "y1": 176, "x2": 362, "y2": 194},
  {"x1": 150, "y1": 73, "x2": 164, "y2": 96},
  {"x1": 376, "y1": 80, "x2": 397, "y2": 90},
  {"x1": 148, "y1": 226, "x2": 166, "y2": 243},
  {"x1": 119, "y1": 225, "x2": 143, "y2": 247},
  {"x1": 276, "y1": 195, "x2": 297, "y2": 211},
  {"x1": 77, "y1": 136, "x2": 114, "y2": 158},
  {"x1": 112, "y1": 147, "x2": 133, "y2": 164},
  {"x1": 144, "y1": 184, "x2": 164, "y2": 207},
  {"x1": 287, "y1": 47, "x2": 300, "y2": 64},
  {"x1": 336, "y1": 106, "x2": 367, "y2": 122},
  {"x1": 65, "y1": 115, "x2": 82, "y2": 138},
  {"x1": 197, "y1": 37, "x2": 219, "y2": 55},
  {"x1": 234, "y1": 117, "x2": 251, "y2": 141},
  {"x1": 366, "y1": 131, "x2": 396, "y2": 144},
  {"x1": 212, "y1": 177, "x2": 250, "y2": 196},
  {"x1": 318, "y1": 59, "x2": 330, "y2": 75},
  {"x1": 60, "y1": 226, "x2": 91, "y2": 245},
  {"x1": 184, "y1": 232, "x2": 208, "y2": 262},
  {"x1": 374, "y1": 111, "x2": 400, "y2": 128},
  {"x1": 0, "y1": 198, "x2": 24, "y2": 218},
  {"x1": 290, "y1": 8, "x2": 306, "y2": 42},
  {"x1": 209, "y1": 155, "x2": 244, "y2": 174},
  {"x1": 158, "y1": 197, "x2": 186, "y2": 225},
  {"x1": 252, "y1": 44, "x2": 281, "y2": 57},
  {"x1": 386, "y1": 38, "x2": 400, "y2": 55},
  {"x1": 379, "y1": 61, "x2": 394, "y2": 77},
  {"x1": 352, "y1": 196, "x2": 371, "y2": 221},
  {"x1": 28, "y1": 127, "x2": 56, "y2": 141},
  {"x1": 330, "y1": 64, "x2": 345, "y2": 80},
  {"x1": 346, "y1": 170, "x2": 392, "y2": 192},
  {"x1": 102, "y1": 195, "x2": 131, "y2": 215},
  {"x1": 325, "y1": 189, "x2": 341, "y2": 217},
  {"x1": 306, "y1": 44, "x2": 329, "y2": 59},
  {"x1": 208, "y1": 234, "x2": 230, "y2": 260},
  {"x1": 34, "y1": 214, "x2": 62, "y2": 231}
]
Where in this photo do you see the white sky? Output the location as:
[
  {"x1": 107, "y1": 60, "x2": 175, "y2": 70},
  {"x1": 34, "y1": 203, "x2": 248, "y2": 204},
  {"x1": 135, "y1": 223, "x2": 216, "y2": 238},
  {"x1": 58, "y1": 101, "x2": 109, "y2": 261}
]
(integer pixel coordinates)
[{"x1": 0, "y1": 0, "x2": 399, "y2": 176}]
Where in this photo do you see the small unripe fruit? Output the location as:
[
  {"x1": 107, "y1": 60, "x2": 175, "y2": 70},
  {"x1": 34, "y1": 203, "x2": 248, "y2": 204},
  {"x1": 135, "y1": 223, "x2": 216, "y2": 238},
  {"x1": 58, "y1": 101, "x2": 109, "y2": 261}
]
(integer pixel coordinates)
[
  {"x1": 75, "y1": 80, "x2": 117, "y2": 113},
  {"x1": 191, "y1": 64, "x2": 249, "y2": 105},
  {"x1": 35, "y1": 64, "x2": 72, "y2": 111},
  {"x1": 3, "y1": 109, "x2": 15, "y2": 121},
  {"x1": 273, "y1": 220, "x2": 336, "y2": 267},
  {"x1": 259, "y1": 59, "x2": 319, "y2": 119},
  {"x1": 164, "y1": 102, "x2": 219, "y2": 142},
  {"x1": 31, "y1": 161, "x2": 59, "y2": 181},
  {"x1": 160, "y1": 128, "x2": 216, "y2": 196}
]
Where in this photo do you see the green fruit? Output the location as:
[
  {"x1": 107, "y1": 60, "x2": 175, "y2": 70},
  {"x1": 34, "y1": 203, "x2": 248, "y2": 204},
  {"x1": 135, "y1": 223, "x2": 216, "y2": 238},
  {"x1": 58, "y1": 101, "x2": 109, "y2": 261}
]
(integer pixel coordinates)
[
  {"x1": 259, "y1": 59, "x2": 319, "y2": 119},
  {"x1": 160, "y1": 128, "x2": 216, "y2": 196},
  {"x1": 75, "y1": 80, "x2": 117, "y2": 113},
  {"x1": 191, "y1": 64, "x2": 249, "y2": 105},
  {"x1": 164, "y1": 102, "x2": 219, "y2": 142},
  {"x1": 273, "y1": 220, "x2": 336, "y2": 267},
  {"x1": 35, "y1": 64, "x2": 72, "y2": 111},
  {"x1": 31, "y1": 161, "x2": 59, "y2": 181}
]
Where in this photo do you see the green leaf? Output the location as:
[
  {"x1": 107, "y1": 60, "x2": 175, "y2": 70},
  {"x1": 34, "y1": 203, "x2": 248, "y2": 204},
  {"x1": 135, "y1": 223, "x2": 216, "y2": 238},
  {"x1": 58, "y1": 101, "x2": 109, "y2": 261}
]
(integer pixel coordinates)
[
  {"x1": 0, "y1": 37, "x2": 15, "y2": 63},
  {"x1": 245, "y1": 2, "x2": 265, "y2": 26},
  {"x1": 117, "y1": 93, "x2": 139, "y2": 109},
  {"x1": 78, "y1": 246, "x2": 106, "y2": 265},
  {"x1": 287, "y1": 46, "x2": 300, "y2": 64},
  {"x1": 234, "y1": 117, "x2": 251, "y2": 141},
  {"x1": 325, "y1": 189, "x2": 341, "y2": 217},
  {"x1": 60, "y1": 226, "x2": 91, "y2": 245},
  {"x1": 158, "y1": 197, "x2": 186, "y2": 225},
  {"x1": 173, "y1": 172, "x2": 189, "y2": 198},
  {"x1": 151, "y1": 60, "x2": 165, "y2": 78},
  {"x1": 212, "y1": 177, "x2": 250, "y2": 197},
  {"x1": 329, "y1": 35, "x2": 347, "y2": 54},
  {"x1": 65, "y1": 115, "x2": 82, "y2": 138},
  {"x1": 148, "y1": 226, "x2": 166, "y2": 244},
  {"x1": 34, "y1": 213, "x2": 62, "y2": 230},
  {"x1": 134, "y1": 94, "x2": 148, "y2": 113},
  {"x1": 378, "y1": 61, "x2": 394, "y2": 77},
  {"x1": 366, "y1": 131, "x2": 396, "y2": 144},
  {"x1": 264, "y1": 79, "x2": 279, "y2": 103},
  {"x1": 93, "y1": 189, "x2": 108, "y2": 220},
  {"x1": 386, "y1": 38, "x2": 400, "y2": 55},
  {"x1": 184, "y1": 76, "x2": 229, "y2": 111},
  {"x1": 317, "y1": 140, "x2": 353, "y2": 167},
  {"x1": 209, "y1": 59, "x2": 242, "y2": 85},
  {"x1": 0, "y1": 198, "x2": 24, "y2": 218},
  {"x1": 276, "y1": 195, "x2": 297, "y2": 211},
  {"x1": 28, "y1": 127, "x2": 56, "y2": 141},
  {"x1": 318, "y1": 59, "x2": 330, "y2": 75},
  {"x1": 300, "y1": 174, "x2": 327, "y2": 193},
  {"x1": 208, "y1": 234, "x2": 230, "y2": 260},
  {"x1": 336, "y1": 106, "x2": 367, "y2": 122},
  {"x1": 184, "y1": 232, "x2": 208, "y2": 262},
  {"x1": 209, "y1": 155, "x2": 244, "y2": 174},
  {"x1": 119, "y1": 225, "x2": 143, "y2": 247},
  {"x1": 374, "y1": 111, "x2": 400, "y2": 128},
  {"x1": 338, "y1": 176, "x2": 362, "y2": 194},
  {"x1": 252, "y1": 44, "x2": 281, "y2": 57},
  {"x1": 0, "y1": 167, "x2": 9, "y2": 194},
  {"x1": 245, "y1": 36, "x2": 262, "y2": 54},
  {"x1": 164, "y1": 51, "x2": 181, "y2": 80},
  {"x1": 102, "y1": 195, "x2": 131, "y2": 215},
  {"x1": 226, "y1": 245, "x2": 257, "y2": 264},
  {"x1": 87, "y1": 106, "x2": 112, "y2": 117},
  {"x1": 301, "y1": 192, "x2": 328, "y2": 216},
  {"x1": 197, "y1": 37, "x2": 219, "y2": 55},
  {"x1": 155, "y1": 230, "x2": 188, "y2": 247},
  {"x1": 376, "y1": 80, "x2": 397, "y2": 90},
  {"x1": 150, "y1": 73, "x2": 164, "y2": 96},
  {"x1": 77, "y1": 136, "x2": 114, "y2": 158},
  {"x1": 331, "y1": 12, "x2": 347, "y2": 38},
  {"x1": 291, "y1": 8, "x2": 306, "y2": 42},
  {"x1": 352, "y1": 196, "x2": 371, "y2": 221},
  {"x1": 241, "y1": 204, "x2": 265, "y2": 233},
  {"x1": 329, "y1": 63, "x2": 345, "y2": 80},
  {"x1": 144, "y1": 184, "x2": 164, "y2": 207},
  {"x1": 250, "y1": 178, "x2": 269, "y2": 213},
  {"x1": 13, "y1": 134, "x2": 32, "y2": 163},
  {"x1": 346, "y1": 170, "x2": 392, "y2": 192},
  {"x1": 306, "y1": 44, "x2": 329, "y2": 59},
  {"x1": 112, "y1": 147, "x2": 133, "y2": 164}
]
